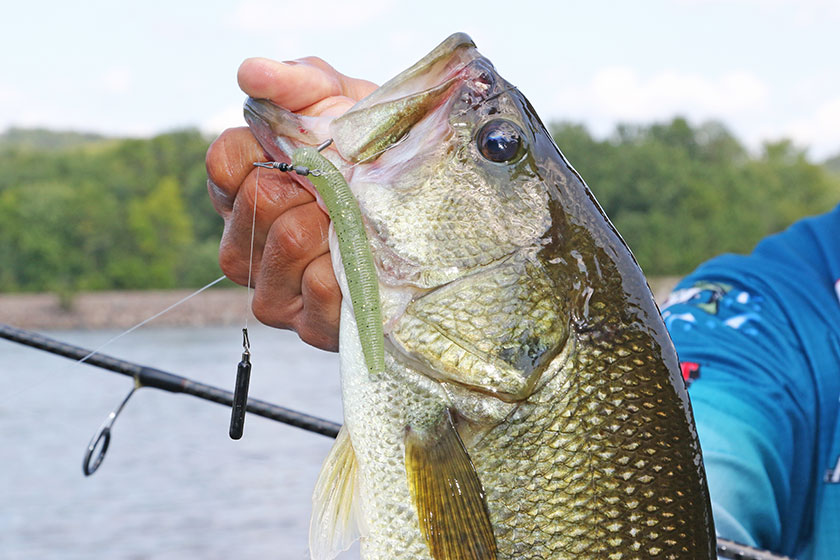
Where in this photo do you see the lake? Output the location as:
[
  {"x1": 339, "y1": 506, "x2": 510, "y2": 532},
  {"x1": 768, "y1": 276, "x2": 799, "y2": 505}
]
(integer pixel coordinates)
[{"x1": 0, "y1": 323, "x2": 362, "y2": 560}]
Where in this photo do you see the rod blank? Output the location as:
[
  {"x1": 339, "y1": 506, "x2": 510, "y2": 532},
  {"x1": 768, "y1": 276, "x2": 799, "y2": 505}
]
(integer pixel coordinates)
[{"x1": 0, "y1": 323, "x2": 341, "y2": 438}]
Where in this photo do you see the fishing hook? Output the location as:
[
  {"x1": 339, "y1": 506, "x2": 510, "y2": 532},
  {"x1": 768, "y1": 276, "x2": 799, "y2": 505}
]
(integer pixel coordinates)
[
  {"x1": 252, "y1": 161, "x2": 321, "y2": 176},
  {"x1": 82, "y1": 382, "x2": 138, "y2": 476},
  {"x1": 252, "y1": 138, "x2": 333, "y2": 176}
]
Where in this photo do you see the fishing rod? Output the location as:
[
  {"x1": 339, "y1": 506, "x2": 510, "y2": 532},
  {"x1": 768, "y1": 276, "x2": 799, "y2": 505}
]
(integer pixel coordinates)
[
  {"x1": 0, "y1": 322, "x2": 341, "y2": 474},
  {"x1": 0, "y1": 322, "x2": 795, "y2": 560}
]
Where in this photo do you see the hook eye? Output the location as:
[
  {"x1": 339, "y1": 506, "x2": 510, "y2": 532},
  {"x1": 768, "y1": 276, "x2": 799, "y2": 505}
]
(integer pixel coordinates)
[{"x1": 83, "y1": 386, "x2": 137, "y2": 476}]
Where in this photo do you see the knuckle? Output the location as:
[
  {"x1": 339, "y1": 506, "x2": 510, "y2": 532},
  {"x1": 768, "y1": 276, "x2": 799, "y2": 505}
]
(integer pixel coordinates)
[
  {"x1": 205, "y1": 129, "x2": 235, "y2": 179},
  {"x1": 252, "y1": 293, "x2": 298, "y2": 331},
  {"x1": 299, "y1": 55, "x2": 329, "y2": 68},
  {"x1": 205, "y1": 127, "x2": 260, "y2": 191},
  {"x1": 217, "y1": 239, "x2": 249, "y2": 285},
  {"x1": 268, "y1": 207, "x2": 324, "y2": 262},
  {"x1": 297, "y1": 322, "x2": 338, "y2": 353},
  {"x1": 296, "y1": 57, "x2": 342, "y2": 97},
  {"x1": 304, "y1": 262, "x2": 339, "y2": 303}
]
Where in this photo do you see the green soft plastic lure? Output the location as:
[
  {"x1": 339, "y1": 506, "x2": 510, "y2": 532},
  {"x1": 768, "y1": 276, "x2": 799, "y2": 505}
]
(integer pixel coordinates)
[{"x1": 291, "y1": 147, "x2": 385, "y2": 375}]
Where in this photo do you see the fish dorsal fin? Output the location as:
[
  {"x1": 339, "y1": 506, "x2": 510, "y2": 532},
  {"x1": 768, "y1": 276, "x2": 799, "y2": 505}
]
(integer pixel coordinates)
[
  {"x1": 404, "y1": 411, "x2": 497, "y2": 560},
  {"x1": 309, "y1": 425, "x2": 365, "y2": 560}
]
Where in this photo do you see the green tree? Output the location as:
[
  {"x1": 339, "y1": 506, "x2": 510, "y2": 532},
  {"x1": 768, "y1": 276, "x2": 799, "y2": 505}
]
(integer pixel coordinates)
[
  {"x1": 1, "y1": 124, "x2": 837, "y2": 293},
  {"x1": 0, "y1": 128, "x2": 222, "y2": 293},
  {"x1": 551, "y1": 118, "x2": 840, "y2": 276},
  {"x1": 117, "y1": 176, "x2": 195, "y2": 288}
]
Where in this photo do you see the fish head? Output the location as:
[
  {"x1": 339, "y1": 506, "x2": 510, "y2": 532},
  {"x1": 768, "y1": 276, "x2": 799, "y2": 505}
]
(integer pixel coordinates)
[
  {"x1": 330, "y1": 33, "x2": 556, "y2": 285},
  {"x1": 323, "y1": 33, "x2": 656, "y2": 408}
]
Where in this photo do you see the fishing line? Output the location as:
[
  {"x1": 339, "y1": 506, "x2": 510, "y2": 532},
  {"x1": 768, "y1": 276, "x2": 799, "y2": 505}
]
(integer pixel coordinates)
[
  {"x1": 75, "y1": 275, "x2": 228, "y2": 367},
  {"x1": 228, "y1": 165, "x2": 261, "y2": 440},
  {"x1": 0, "y1": 275, "x2": 229, "y2": 408},
  {"x1": 1, "y1": 273, "x2": 235, "y2": 470},
  {"x1": 244, "y1": 167, "x2": 260, "y2": 328}
]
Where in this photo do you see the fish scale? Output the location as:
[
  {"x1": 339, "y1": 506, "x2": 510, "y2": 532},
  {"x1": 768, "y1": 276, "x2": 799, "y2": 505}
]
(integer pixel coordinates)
[{"x1": 474, "y1": 335, "x2": 706, "y2": 559}]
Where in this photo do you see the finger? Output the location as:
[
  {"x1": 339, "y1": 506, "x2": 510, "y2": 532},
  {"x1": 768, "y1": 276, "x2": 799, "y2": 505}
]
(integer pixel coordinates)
[
  {"x1": 218, "y1": 171, "x2": 315, "y2": 286},
  {"x1": 207, "y1": 179, "x2": 234, "y2": 216},
  {"x1": 297, "y1": 95, "x2": 358, "y2": 118},
  {"x1": 238, "y1": 57, "x2": 340, "y2": 112},
  {"x1": 296, "y1": 252, "x2": 341, "y2": 351},
  {"x1": 237, "y1": 57, "x2": 376, "y2": 111},
  {"x1": 294, "y1": 56, "x2": 378, "y2": 101},
  {"x1": 250, "y1": 201, "x2": 331, "y2": 327},
  {"x1": 206, "y1": 127, "x2": 267, "y2": 212}
]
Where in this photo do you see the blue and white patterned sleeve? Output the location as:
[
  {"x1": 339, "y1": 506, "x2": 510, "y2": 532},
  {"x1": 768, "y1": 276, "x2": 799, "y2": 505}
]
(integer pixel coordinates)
[{"x1": 662, "y1": 274, "x2": 819, "y2": 556}]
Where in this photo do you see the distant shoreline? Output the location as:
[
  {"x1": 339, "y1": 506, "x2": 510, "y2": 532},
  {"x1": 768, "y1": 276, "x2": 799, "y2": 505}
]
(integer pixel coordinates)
[
  {"x1": 0, "y1": 277, "x2": 683, "y2": 331},
  {"x1": 0, "y1": 288, "x2": 246, "y2": 331}
]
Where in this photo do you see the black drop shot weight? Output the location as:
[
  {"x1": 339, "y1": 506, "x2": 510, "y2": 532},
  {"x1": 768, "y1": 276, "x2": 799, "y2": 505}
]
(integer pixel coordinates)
[{"x1": 229, "y1": 328, "x2": 252, "y2": 440}]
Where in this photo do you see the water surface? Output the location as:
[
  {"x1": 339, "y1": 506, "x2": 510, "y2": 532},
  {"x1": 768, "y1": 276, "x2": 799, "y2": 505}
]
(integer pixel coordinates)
[{"x1": 1, "y1": 323, "x2": 361, "y2": 559}]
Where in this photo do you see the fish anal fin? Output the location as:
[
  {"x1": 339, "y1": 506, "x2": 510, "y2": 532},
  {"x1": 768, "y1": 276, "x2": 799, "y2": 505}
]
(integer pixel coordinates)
[
  {"x1": 404, "y1": 411, "x2": 497, "y2": 560},
  {"x1": 309, "y1": 425, "x2": 364, "y2": 560}
]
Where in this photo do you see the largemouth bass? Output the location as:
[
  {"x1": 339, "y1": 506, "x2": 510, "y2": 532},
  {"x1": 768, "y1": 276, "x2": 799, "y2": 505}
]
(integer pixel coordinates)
[{"x1": 245, "y1": 32, "x2": 715, "y2": 560}]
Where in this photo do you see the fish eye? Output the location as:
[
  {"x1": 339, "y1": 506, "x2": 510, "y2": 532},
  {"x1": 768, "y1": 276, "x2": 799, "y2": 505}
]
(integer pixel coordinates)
[{"x1": 476, "y1": 119, "x2": 524, "y2": 163}]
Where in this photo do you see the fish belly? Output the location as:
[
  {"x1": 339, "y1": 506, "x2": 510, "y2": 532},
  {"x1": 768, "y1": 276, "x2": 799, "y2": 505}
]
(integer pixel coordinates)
[{"x1": 339, "y1": 302, "x2": 439, "y2": 560}]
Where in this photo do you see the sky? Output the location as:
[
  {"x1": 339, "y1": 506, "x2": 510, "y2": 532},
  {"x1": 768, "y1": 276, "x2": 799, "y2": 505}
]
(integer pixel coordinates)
[{"x1": 2, "y1": 0, "x2": 839, "y2": 159}]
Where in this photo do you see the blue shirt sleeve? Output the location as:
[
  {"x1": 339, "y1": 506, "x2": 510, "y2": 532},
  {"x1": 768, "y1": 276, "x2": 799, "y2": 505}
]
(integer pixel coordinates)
[
  {"x1": 661, "y1": 204, "x2": 840, "y2": 559},
  {"x1": 664, "y1": 278, "x2": 817, "y2": 553}
]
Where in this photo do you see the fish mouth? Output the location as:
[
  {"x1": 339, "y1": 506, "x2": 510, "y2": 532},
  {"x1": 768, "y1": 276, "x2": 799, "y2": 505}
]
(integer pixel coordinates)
[
  {"x1": 330, "y1": 33, "x2": 500, "y2": 163},
  {"x1": 243, "y1": 33, "x2": 499, "y2": 167},
  {"x1": 347, "y1": 32, "x2": 479, "y2": 112},
  {"x1": 243, "y1": 33, "x2": 488, "y2": 165},
  {"x1": 243, "y1": 97, "x2": 279, "y2": 150},
  {"x1": 243, "y1": 97, "x2": 322, "y2": 164}
]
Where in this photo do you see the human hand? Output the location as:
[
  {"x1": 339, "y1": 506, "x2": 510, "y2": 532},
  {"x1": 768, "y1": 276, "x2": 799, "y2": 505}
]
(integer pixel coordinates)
[{"x1": 206, "y1": 57, "x2": 377, "y2": 351}]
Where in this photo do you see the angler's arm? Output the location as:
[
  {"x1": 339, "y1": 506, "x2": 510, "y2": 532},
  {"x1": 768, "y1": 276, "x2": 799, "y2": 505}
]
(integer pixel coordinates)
[{"x1": 662, "y1": 272, "x2": 820, "y2": 557}]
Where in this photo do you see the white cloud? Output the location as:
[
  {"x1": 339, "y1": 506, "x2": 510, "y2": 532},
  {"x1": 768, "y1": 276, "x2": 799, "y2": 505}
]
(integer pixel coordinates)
[{"x1": 559, "y1": 66, "x2": 770, "y2": 124}]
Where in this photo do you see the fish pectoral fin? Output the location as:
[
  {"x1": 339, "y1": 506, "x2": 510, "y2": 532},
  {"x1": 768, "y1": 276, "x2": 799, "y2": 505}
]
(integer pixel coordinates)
[
  {"x1": 309, "y1": 425, "x2": 365, "y2": 560},
  {"x1": 404, "y1": 412, "x2": 497, "y2": 560}
]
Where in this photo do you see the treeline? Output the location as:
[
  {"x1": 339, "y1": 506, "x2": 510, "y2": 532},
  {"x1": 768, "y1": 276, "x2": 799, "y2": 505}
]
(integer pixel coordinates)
[
  {"x1": 0, "y1": 120, "x2": 838, "y2": 294},
  {"x1": 0, "y1": 128, "x2": 220, "y2": 293},
  {"x1": 551, "y1": 118, "x2": 840, "y2": 274}
]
